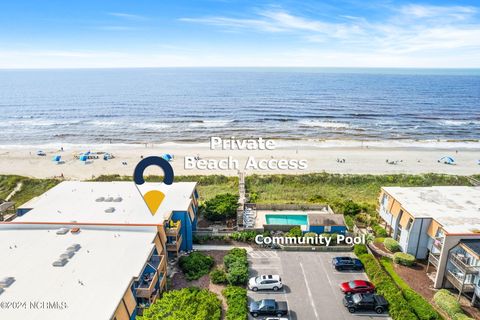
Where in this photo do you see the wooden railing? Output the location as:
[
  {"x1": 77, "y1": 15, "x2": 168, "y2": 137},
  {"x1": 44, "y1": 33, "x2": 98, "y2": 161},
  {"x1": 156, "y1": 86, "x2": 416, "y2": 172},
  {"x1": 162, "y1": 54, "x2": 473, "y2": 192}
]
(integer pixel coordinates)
[
  {"x1": 136, "y1": 272, "x2": 159, "y2": 298},
  {"x1": 446, "y1": 271, "x2": 475, "y2": 293},
  {"x1": 167, "y1": 234, "x2": 182, "y2": 252},
  {"x1": 166, "y1": 220, "x2": 181, "y2": 237},
  {"x1": 428, "y1": 252, "x2": 440, "y2": 268},
  {"x1": 450, "y1": 253, "x2": 480, "y2": 274}
]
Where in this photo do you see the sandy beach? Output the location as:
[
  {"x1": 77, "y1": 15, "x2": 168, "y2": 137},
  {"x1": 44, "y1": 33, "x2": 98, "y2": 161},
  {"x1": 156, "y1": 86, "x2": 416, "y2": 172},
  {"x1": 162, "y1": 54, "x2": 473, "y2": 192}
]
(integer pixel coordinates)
[{"x1": 0, "y1": 140, "x2": 478, "y2": 179}]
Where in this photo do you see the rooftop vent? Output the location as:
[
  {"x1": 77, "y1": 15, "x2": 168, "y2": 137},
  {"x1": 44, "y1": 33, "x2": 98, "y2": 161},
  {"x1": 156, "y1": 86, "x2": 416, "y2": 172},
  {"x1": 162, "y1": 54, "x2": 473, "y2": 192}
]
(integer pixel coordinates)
[
  {"x1": 95, "y1": 197, "x2": 105, "y2": 202},
  {"x1": 52, "y1": 258, "x2": 68, "y2": 267},
  {"x1": 60, "y1": 251, "x2": 75, "y2": 259},
  {"x1": 105, "y1": 207, "x2": 115, "y2": 213},
  {"x1": 67, "y1": 244, "x2": 81, "y2": 252},
  {"x1": 113, "y1": 197, "x2": 123, "y2": 202},
  {"x1": 104, "y1": 197, "x2": 113, "y2": 202},
  {"x1": 0, "y1": 277, "x2": 15, "y2": 288},
  {"x1": 56, "y1": 228, "x2": 69, "y2": 235}
]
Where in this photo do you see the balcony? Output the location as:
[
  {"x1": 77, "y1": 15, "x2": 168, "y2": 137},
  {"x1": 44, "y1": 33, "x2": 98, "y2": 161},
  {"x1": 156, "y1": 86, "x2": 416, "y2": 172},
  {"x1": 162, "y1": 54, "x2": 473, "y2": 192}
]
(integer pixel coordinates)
[
  {"x1": 432, "y1": 237, "x2": 444, "y2": 251},
  {"x1": 449, "y1": 253, "x2": 480, "y2": 274},
  {"x1": 475, "y1": 285, "x2": 480, "y2": 298},
  {"x1": 148, "y1": 254, "x2": 166, "y2": 272},
  {"x1": 446, "y1": 270, "x2": 476, "y2": 293},
  {"x1": 166, "y1": 220, "x2": 181, "y2": 237},
  {"x1": 136, "y1": 271, "x2": 159, "y2": 298},
  {"x1": 428, "y1": 252, "x2": 440, "y2": 269},
  {"x1": 167, "y1": 234, "x2": 183, "y2": 253}
]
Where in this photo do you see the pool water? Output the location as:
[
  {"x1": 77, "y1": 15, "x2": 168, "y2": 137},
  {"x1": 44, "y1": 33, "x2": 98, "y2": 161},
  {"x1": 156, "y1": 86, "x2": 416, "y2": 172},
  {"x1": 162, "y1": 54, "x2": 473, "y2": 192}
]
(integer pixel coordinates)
[{"x1": 265, "y1": 214, "x2": 308, "y2": 225}]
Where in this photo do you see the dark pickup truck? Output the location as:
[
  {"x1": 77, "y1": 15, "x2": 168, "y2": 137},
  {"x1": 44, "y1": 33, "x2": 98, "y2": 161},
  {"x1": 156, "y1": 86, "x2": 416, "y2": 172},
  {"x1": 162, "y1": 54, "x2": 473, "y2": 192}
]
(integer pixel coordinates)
[
  {"x1": 249, "y1": 299, "x2": 288, "y2": 317},
  {"x1": 343, "y1": 293, "x2": 388, "y2": 314}
]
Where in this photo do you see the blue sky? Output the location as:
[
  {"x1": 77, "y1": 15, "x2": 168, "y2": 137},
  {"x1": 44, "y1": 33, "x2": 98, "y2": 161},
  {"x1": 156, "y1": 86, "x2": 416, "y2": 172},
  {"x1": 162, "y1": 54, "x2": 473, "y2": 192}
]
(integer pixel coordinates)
[{"x1": 0, "y1": 0, "x2": 479, "y2": 68}]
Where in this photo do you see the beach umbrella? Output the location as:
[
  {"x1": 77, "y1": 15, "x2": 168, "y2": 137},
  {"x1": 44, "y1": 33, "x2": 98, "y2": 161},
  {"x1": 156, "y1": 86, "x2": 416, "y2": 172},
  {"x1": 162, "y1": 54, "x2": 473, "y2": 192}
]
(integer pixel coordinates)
[
  {"x1": 438, "y1": 156, "x2": 455, "y2": 164},
  {"x1": 79, "y1": 155, "x2": 88, "y2": 162},
  {"x1": 162, "y1": 153, "x2": 173, "y2": 161},
  {"x1": 52, "y1": 155, "x2": 61, "y2": 162}
]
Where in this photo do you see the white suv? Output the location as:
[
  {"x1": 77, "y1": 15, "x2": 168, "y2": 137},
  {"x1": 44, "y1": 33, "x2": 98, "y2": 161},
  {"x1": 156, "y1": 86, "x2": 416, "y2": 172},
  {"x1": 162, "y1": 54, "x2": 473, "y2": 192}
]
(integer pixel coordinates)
[{"x1": 248, "y1": 274, "x2": 283, "y2": 291}]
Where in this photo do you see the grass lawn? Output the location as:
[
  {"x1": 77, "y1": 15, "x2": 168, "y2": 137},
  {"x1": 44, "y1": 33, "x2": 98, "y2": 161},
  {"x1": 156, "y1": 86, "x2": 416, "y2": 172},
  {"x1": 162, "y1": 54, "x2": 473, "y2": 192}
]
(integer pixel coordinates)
[
  {"x1": 245, "y1": 173, "x2": 470, "y2": 214},
  {"x1": 0, "y1": 175, "x2": 60, "y2": 206}
]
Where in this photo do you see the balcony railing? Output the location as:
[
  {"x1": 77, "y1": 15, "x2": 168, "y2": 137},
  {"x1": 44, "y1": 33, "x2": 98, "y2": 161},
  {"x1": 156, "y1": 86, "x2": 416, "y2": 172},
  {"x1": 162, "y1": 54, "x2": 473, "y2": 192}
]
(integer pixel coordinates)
[
  {"x1": 428, "y1": 252, "x2": 440, "y2": 269},
  {"x1": 446, "y1": 271, "x2": 476, "y2": 293},
  {"x1": 167, "y1": 234, "x2": 183, "y2": 252},
  {"x1": 475, "y1": 285, "x2": 480, "y2": 298},
  {"x1": 450, "y1": 253, "x2": 480, "y2": 274},
  {"x1": 166, "y1": 220, "x2": 181, "y2": 237},
  {"x1": 136, "y1": 271, "x2": 159, "y2": 298}
]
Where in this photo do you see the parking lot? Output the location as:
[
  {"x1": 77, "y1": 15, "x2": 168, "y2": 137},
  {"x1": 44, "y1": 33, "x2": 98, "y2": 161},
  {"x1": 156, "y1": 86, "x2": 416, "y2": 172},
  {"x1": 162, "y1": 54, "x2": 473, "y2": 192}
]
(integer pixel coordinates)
[{"x1": 247, "y1": 250, "x2": 391, "y2": 320}]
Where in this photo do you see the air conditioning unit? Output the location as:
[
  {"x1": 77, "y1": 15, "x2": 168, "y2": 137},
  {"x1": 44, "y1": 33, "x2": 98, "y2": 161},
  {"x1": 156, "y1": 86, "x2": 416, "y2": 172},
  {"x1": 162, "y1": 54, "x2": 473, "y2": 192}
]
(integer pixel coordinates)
[
  {"x1": 56, "y1": 227, "x2": 69, "y2": 235},
  {"x1": 52, "y1": 258, "x2": 68, "y2": 267},
  {"x1": 0, "y1": 277, "x2": 15, "y2": 288}
]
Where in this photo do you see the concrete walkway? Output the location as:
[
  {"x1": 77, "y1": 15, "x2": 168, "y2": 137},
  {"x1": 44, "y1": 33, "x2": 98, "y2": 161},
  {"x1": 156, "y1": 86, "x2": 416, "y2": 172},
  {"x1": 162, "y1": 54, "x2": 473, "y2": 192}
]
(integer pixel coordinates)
[{"x1": 193, "y1": 244, "x2": 253, "y2": 252}]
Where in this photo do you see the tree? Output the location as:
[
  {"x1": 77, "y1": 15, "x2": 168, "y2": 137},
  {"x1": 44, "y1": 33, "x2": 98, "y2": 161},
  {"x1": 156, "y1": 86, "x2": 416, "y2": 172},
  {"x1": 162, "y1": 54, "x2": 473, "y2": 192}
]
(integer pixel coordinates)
[{"x1": 203, "y1": 193, "x2": 239, "y2": 221}]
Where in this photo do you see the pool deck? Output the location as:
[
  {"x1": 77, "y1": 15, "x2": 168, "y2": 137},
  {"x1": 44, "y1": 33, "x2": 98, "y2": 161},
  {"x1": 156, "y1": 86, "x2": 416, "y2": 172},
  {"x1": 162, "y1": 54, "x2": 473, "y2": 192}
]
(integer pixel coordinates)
[{"x1": 255, "y1": 209, "x2": 331, "y2": 229}]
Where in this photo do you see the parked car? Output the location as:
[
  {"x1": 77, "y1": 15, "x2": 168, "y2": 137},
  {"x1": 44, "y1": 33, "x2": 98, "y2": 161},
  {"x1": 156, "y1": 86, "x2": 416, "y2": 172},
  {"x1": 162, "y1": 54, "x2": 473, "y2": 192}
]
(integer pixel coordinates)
[
  {"x1": 332, "y1": 256, "x2": 364, "y2": 271},
  {"x1": 343, "y1": 293, "x2": 388, "y2": 314},
  {"x1": 248, "y1": 275, "x2": 283, "y2": 291},
  {"x1": 249, "y1": 299, "x2": 288, "y2": 317},
  {"x1": 340, "y1": 280, "x2": 375, "y2": 294}
]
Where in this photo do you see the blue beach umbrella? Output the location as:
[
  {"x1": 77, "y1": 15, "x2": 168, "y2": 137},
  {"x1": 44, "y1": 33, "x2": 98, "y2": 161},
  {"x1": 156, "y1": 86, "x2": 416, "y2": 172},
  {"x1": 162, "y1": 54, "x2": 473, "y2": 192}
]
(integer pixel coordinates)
[
  {"x1": 438, "y1": 156, "x2": 455, "y2": 164},
  {"x1": 52, "y1": 155, "x2": 61, "y2": 162},
  {"x1": 161, "y1": 154, "x2": 173, "y2": 161},
  {"x1": 79, "y1": 155, "x2": 88, "y2": 162}
]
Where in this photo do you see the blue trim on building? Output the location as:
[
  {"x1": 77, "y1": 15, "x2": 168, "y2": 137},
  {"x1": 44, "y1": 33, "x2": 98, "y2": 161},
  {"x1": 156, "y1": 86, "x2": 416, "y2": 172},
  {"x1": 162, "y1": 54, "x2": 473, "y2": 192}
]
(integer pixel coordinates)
[{"x1": 309, "y1": 225, "x2": 346, "y2": 234}]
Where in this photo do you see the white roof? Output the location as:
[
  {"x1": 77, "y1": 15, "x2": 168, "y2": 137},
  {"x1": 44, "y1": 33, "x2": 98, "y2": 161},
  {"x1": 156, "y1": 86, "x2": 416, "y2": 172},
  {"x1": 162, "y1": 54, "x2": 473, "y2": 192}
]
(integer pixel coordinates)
[
  {"x1": 0, "y1": 224, "x2": 158, "y2": 320},
  {"x1": 383, "y1": 186, "x2": 480, "y2": 234},
  {"x1": 16, "y1": 181, "x2": 196, "y2": 225}
]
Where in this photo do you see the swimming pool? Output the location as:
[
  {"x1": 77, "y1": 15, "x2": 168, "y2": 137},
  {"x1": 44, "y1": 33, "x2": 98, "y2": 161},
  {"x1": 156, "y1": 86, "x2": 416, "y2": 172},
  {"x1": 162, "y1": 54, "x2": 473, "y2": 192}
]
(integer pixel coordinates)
[{"x1": 265, "y1": 214, "x2": 308, "y2": 225}]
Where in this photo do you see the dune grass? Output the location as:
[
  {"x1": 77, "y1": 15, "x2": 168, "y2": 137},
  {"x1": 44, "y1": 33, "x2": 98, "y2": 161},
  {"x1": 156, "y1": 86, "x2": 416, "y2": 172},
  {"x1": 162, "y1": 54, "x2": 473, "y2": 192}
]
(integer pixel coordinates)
[{"x1": 0, "y1": 175, "x2": 59, "y2": 206}]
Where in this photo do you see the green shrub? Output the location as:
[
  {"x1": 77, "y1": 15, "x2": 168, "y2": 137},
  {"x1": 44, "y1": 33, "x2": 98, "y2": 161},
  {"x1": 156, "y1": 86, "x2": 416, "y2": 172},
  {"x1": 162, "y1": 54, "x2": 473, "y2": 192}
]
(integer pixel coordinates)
[
  {"x1": 453, "y1": 313, "x2": 474, "y2": 320},
  {"x1": 434, "y1": 289, "x2": 464, "y2": 318},
  {"x1": 286, "y1": 226, "x2": 303, "y2": 237},
  {"x1": 230, "y1": 230, "x2": 269, "y2": 242},
  {"x1": 304, "y1": 232, "x2": 317, "y2": 238},
  {"x1": 393, "y1": 252, "x2": 416, "y2": 267},
  {"x1": 203, "y1": 193, "x2": 239, "y2": 221},
  {"x1": 223, "y1": 286, "x2": 248, "y2": 320},
  {"x1": 358, "y1": 254, "x2": 417, "y2": 320},
  {"x1": 138, "y1": 287, "x2": 221, "y2": 320},
  {"x1": 342, "y1": 200, "x2": 363, "y2": 215},
  {"x1": 226, "y1": 261, "x2": 249, "y2": 285},
  {"x1": 384, "y1": 238, "x2": 401, "y2": 252},
  {"x1": 381, "y1": 258, "x2": 441, "y2": 320},
  {"x1": 224, "y1": 248, "x2": 249, "y2": 285},
  {"x1": 344, "y1": 215, "x2": 355, "y2": 230},
  {"x1": 374, "y1": 225, "x2": 388, "y2": 237},
  {"x1": 354, "y1": 244, "x2": 368, "y2": 256},
  {"x1": 179, "y1": 252, "x2": 214, "y2": 280},
  {"x1": 210, "y1": 268, "x2": 228, "y2": 284}
]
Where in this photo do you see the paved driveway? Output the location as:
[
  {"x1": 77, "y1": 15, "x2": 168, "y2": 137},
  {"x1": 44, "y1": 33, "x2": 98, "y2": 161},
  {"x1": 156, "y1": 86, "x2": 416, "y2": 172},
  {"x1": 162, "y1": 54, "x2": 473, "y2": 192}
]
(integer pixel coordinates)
[{"x1": 247, "y1": 250, "x2": 391, "y2": 320}]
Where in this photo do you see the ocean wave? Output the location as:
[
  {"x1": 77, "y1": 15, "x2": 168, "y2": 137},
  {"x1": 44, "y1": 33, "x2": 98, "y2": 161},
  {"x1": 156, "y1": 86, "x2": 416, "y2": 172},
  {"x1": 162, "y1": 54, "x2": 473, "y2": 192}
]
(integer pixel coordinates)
[
  {"x1": 439, "y1": 120, "x2": 480, "y2": 126},
  {"x1": 188, "y1": 120, "x2": 235, "y2": 128},
  {"x1": 298, "y1": 120, "x2": 350, "y2": 128}
]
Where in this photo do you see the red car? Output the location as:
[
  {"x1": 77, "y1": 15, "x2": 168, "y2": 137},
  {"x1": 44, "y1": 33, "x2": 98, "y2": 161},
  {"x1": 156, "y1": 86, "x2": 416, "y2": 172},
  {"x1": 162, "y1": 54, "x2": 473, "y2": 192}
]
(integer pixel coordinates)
[{"x1": 340, "y1": 280, "x2": 375, "y2": 294}]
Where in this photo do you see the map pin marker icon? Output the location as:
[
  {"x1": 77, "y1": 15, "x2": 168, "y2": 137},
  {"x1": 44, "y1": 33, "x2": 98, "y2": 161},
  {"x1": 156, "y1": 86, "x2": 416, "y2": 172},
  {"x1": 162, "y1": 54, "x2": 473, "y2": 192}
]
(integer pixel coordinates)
[{"x1": 133, "y1": 156, "x2": 174, "y2": 216}]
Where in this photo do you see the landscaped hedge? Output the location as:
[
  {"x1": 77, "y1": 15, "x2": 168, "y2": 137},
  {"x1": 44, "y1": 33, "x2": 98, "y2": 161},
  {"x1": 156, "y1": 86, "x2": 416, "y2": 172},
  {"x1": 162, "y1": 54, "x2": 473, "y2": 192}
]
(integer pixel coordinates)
[
  {"x1": 374, "y1": 225, "x2": 388, "y2": 237},
  {"x1": 210, "y1": 268, "x2": 228, "y2": 284},
  {"x1": 179, "y1": 252, "x2": 214, "y2": 280},
  {"x1": 381, "y1": 258, "x2": 441, "y2": 320},
  {"x1": 393, "y1": 252, "x2": 416, "y2": 267},
  {"x1": 384, "y1": 238, "x2": 402, "y2": 252},
  {"x1": 434, "y1": 289, "x2": 472, "y2": 320},
  {"x1": 354, "y1": 244, "x2": 368, "y2": 256},
  {"x1": 224, "y1": 248, "x2": 249, "y2": 285},
  {"x1": 138, "y1": 287, "x2": 221, "y2": 320},
  {"x1": 222, "y1": 286, "x2": 248, "y2": 320},
  {"x1": 357, "y1": 253, "x2": 418, "y2": 320}
]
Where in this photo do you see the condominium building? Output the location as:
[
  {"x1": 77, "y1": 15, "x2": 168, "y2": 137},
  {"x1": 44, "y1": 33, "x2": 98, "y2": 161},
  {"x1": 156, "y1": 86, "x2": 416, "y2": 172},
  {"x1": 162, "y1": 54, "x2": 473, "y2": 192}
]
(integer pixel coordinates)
[
  {"x1": 378, "y1": 186, "x2": 480, "y2": 305},
  {"x1": 0, "y1": 181, "x2": 199, "y2": 320}
]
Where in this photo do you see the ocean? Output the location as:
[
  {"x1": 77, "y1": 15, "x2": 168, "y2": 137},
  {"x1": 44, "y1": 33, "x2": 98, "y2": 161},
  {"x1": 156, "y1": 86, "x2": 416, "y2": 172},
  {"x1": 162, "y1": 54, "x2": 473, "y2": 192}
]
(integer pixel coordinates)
[{"x1": 1, "y1": 68, "x2": 479, "y2": 145}]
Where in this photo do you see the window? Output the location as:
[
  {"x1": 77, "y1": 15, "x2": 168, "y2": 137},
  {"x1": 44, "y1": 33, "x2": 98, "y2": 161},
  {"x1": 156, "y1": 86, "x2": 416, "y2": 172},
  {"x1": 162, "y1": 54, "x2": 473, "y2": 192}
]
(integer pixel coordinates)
[
  {"x1": 324, "y1": 226, "x2": 331, "y2": 232},
  {"x1": 406, "y1": 218, "x2": 413, "y2": 230}
]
